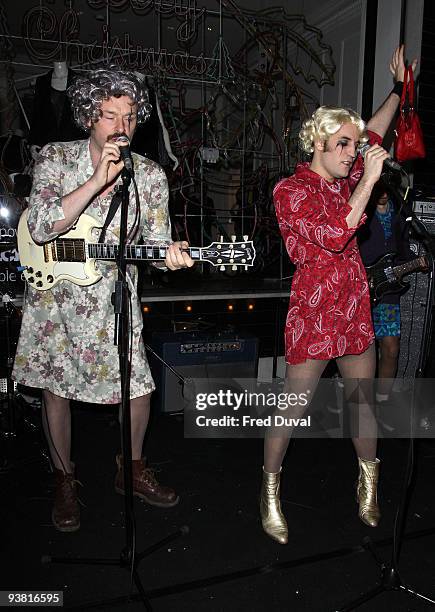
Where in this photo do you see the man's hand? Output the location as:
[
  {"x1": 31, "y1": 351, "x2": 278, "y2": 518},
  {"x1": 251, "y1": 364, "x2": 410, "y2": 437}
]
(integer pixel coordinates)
[
  {"x1": 89, "y1": 141, "x2": 125, "y2": 193},
  {"x1": 361, "y1": 144, "x2": 390, "y2": 187},
  {"x1": 165, "y1": 241, "x2": 194, "y2": 270},
  {"x1": 390, "y1": 44, "x2": 418, "y2": 82},
  {"x1": 367, "y1": 45, "x2": 418, "y2": 137}
]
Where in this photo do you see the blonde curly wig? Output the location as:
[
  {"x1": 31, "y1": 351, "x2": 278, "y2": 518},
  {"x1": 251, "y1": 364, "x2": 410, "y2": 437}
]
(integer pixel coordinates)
[{"x1": 299, "y1": 106, "x2": 369, "y2": 154}]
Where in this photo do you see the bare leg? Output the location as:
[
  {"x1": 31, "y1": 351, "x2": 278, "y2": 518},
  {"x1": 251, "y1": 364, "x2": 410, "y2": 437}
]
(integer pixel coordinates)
[
  {"x1": 261, "y1": 358, "x2": 327, "y2": 544},
  {"x1": 263, "y1": 359, "x2": 327, "y2": 472},
  {"x1": 129, "y1": 393, "x2": 151, "y2": 460},
  {"x1": 377, "y1": 336, "x2": 400, "y2": 398},
  {"x1": 43, "y1": 390, "x2": 151, "y2": 467},
  {"x1": 336, "y1": 343, "x2": 377, "y2": 461},
  {"x1": 42, "y1": 389, "x2": 72, "y2": 472},
  {"x1": 337, "y1": 343, "x2": 380, "y2": 527}
]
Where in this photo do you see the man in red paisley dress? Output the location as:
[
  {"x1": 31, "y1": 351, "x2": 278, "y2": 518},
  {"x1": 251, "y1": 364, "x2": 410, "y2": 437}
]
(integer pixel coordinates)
[{"x1": 260, "y1": 46, "x2": 417, "y2": 544}]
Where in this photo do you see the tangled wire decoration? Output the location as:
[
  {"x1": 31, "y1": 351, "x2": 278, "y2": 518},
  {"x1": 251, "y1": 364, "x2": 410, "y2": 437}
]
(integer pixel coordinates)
[{"x1": 5, "y1": 0, "x2": 335, "y2": 277}]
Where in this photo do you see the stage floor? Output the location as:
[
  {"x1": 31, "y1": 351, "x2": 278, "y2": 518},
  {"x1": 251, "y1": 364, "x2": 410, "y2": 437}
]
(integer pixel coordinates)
[{"x1": 2, "y1": 399, "x2": 435, "y2": 611}]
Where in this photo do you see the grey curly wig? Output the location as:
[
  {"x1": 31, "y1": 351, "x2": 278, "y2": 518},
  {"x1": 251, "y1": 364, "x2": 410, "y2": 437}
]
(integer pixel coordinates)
[
  {"x1": 68, "y1": 68, "x2": 152, "y2": 132},
  {"x1": 299, "y1": 105, "x2": 369, "y2": 155}
]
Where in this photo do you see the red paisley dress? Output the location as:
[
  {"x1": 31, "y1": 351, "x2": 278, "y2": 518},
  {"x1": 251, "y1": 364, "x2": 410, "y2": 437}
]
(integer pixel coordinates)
[{"x1": 274, "y1": 132, "x2": 382, "y2": 364}]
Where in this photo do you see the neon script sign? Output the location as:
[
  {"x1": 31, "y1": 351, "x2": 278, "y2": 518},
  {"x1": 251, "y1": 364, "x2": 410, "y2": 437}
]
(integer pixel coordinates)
[{"x1": 23, "y1": 0, "x2": 209, "y2": 75}]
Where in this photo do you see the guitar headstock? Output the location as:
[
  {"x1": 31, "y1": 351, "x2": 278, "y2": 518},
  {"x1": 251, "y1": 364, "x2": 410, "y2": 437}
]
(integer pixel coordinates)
[{"x1": 197, "y1": 236, "x2": 256, "y2": 270}]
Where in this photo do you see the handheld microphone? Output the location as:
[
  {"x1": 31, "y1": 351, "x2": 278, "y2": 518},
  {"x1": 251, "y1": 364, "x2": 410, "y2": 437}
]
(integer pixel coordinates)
[
  {"x1": 359, "y1": 143, "x2": 402, "y2": 172},
  {"x1": 115, "y1": 135, "x2": 134, "y2": 174}
]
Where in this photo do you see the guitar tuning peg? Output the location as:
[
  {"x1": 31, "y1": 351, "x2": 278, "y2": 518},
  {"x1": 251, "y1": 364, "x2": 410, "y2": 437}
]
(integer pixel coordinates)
[
  {"x1": 244, "y1": 265, "x2": 248, "y2": 271},
  {"x1": 232, "y1": 265, "x2": 237, "y2": 271},
  {"x1": 220, "y1": 265, "x2": 225, "y2": 272},
  {"x1": 220, "y1": 235, "x2": 224, "y2": 242},
  {"x1": 231, "y1": 235, "x2": 236, "y2": 242},
  {"x1": 243, "y1": 235, "x2": 248, "y2": 242}
]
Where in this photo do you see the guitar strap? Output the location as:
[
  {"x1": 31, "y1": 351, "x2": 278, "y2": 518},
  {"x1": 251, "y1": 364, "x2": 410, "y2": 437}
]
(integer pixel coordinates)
[
  {"x1": 98, "y1": 187, "x2": 122, "y2": 244},
  {"x1": 391, "y1": 206, "x2": 412, "y2": 263}
]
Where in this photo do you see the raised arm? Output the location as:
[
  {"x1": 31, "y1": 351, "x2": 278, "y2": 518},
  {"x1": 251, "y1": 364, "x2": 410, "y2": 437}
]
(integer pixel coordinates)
[{"x1": 367, "y1": 45, "x2": 418, "y2": 138}]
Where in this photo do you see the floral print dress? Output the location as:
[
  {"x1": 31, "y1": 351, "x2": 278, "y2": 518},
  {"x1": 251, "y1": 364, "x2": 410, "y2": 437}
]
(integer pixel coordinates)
[
  {"x1": 13, "y1": 139, "x2": 171, "y2": 403},
  {"x1": 274, "y1": 131, "x2": 382, "y2": 365}
]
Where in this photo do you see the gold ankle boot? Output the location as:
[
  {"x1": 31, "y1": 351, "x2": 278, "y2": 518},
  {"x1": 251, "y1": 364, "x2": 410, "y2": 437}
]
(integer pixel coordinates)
[
  {"x1": 260, "y1": 467, "x2": 288, "y2": 544},
  {"x1": 357, "y1": 457, "x2": 381, "y2": 527}
]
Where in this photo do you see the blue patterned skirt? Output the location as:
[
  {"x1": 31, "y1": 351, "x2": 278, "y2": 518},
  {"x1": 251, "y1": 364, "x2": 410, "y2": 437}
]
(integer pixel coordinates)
[{"x1": 372, "y1": 303, "x2": 401, "y2": 338}]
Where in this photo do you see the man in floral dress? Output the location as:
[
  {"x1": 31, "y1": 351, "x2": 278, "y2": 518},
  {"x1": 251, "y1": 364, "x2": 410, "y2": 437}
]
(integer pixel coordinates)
[{"x1": 13, "y1": 68, "x2": 193, "y2": 531}]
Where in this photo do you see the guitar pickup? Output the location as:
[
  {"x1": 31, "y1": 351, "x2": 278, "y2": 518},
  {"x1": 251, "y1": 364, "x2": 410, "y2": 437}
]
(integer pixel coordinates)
[
  {"x1": 43, "y1": 242, "x2": 57, "y2": 263},
  {"x1": 384, "y1": 266, "x2": 396, "y2": 283}
]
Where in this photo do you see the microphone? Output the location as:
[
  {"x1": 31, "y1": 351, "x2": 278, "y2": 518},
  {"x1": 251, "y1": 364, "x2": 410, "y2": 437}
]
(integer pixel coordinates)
[
  {"x1": 359, "y1": 143, "x2": 402, "y2": 172},
  {"x1": 115, "y1": 135, "x2": 134, "y2": 174}
]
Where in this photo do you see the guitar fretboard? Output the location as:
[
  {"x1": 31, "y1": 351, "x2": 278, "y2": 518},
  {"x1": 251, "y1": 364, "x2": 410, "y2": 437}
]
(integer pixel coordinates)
[
  {"x1": 52, "y1": 240, "x2": 202, "y2": 262},
  {"x1": 394, "y1": 256, "x2": 427, "y2": 277}
]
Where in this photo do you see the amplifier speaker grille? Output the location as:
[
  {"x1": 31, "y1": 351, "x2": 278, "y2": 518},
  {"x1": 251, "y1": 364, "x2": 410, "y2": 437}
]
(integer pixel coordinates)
[{"x1": 397, "y1": 240, "x2": 430, "y2": 379}]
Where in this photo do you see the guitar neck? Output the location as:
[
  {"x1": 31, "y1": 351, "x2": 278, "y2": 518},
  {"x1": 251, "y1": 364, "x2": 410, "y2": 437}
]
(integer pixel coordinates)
[
  {"x1": 394, "y1": 256, "x2": 427, "y2": 278},
  {"x1": 84, "y1": 242, "x2": 201, "y2": 262},
  {"x1": 52, "y1": 236, "x2": 254, "y2": 269}
]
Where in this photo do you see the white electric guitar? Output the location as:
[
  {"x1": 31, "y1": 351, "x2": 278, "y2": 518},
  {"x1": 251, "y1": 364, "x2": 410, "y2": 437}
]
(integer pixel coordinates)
[{"x1": 17, "y1": 210, "x2": 256, "y2": 291}]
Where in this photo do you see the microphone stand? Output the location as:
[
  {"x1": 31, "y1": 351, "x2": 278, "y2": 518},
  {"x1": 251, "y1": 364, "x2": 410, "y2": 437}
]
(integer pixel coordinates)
[
  {"x1": 335, "y1": 169, "x2": 435, "y2": 610},
  {"x1": 44, "y1": 167, "x2": 187, "y2": 611}
]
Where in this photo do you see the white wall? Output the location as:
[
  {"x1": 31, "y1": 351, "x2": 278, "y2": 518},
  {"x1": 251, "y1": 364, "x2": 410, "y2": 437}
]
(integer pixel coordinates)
[
  {"x1": 304, "y1": 0, "x2": 365, "y2": 112},
  {"x1": 369, "y1": 0, "x2": 424, "y2": 116},
  {"x1": 302, "y1": 0, "x2": 423, "y2": 120},
  {"x1": 372, "y1": 0, "x2": 403, "y2": 113},
  {"x1": 404, "y1": 0, "x2": 424, "y2": 65}
]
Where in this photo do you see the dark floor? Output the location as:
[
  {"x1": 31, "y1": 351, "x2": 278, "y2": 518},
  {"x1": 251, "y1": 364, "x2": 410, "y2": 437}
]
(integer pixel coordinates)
[{"x1": 2, "y1": 397, "x2": 435, "y2": 612}]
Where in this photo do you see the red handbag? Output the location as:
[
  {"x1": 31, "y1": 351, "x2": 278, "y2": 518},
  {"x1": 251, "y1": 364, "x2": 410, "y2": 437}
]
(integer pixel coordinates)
[{"x1": 394, "y1": 66, "x2": 426, "y2": 162}]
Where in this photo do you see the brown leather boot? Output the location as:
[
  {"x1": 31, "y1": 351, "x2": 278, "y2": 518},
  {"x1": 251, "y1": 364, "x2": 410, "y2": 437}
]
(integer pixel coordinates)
[
  {"x1": 114, "y1": 455, "x2": 179, "y2": 508},
  {"x1": 52, "y1": 466, "x2": 80, "y2": 532}
]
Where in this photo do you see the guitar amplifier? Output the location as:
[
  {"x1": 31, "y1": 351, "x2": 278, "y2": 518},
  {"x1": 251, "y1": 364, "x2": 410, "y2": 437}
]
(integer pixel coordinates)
[
  {"x1": 147, "y1": 331, "x2": 258, "y2": 413},
  {"x1": 413, "y1": 200, "x2": 435, "y2": 235}
]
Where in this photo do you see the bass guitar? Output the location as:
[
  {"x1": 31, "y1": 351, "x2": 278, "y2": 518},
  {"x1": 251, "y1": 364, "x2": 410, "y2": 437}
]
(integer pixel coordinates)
[{"x1": 365, "y1": 252, "x2": 428, "y2": 303}]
